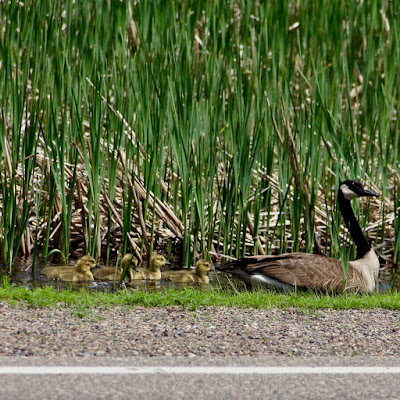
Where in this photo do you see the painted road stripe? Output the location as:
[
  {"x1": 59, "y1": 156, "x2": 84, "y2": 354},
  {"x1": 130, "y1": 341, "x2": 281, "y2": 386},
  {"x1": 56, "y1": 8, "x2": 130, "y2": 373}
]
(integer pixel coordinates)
[{"x1": 0, "y1": 366, "x2": 400, "y2": 375}]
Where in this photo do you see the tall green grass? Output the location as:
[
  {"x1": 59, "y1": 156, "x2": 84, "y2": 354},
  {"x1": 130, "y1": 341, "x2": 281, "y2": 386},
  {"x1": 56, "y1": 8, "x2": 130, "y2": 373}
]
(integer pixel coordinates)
[{"x1": 0, "y1": 1, "x2": 398, "y2": 273}]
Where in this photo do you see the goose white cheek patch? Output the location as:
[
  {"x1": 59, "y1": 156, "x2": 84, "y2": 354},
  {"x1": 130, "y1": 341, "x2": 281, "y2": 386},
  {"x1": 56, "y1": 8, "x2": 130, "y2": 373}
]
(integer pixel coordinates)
[{"x1": 340, "y1": 184, "x2": 358, "y2": 200}]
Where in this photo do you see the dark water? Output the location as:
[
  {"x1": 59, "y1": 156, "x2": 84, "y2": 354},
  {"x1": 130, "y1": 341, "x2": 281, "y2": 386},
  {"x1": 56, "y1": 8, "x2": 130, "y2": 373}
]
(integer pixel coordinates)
[
  {"x1": 1, "y1": 256, "x2": 398, "y2": 293},
  {"x1": 0, "y1": 256, "x2": 220, "y2": 293}
]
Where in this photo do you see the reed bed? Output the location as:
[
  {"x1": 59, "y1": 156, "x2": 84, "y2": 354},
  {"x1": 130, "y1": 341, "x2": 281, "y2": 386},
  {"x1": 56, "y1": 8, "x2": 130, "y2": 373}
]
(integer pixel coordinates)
[{"x1": 0, "y1": 1, "x2": 399, "y2": 274}]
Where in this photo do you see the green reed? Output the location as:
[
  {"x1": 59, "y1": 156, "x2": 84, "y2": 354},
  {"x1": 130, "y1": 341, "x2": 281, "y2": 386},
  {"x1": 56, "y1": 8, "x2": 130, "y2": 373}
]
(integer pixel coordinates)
[{"x1": 0, "y1": 0, "x2": 399, "y2": 273}]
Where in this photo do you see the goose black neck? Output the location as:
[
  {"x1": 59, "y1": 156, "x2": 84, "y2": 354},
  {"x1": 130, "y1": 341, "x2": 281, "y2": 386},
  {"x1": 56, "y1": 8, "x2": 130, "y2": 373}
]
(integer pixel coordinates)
[{"x1": 338, "y1": 190, "x2": 371, "y2": 259}]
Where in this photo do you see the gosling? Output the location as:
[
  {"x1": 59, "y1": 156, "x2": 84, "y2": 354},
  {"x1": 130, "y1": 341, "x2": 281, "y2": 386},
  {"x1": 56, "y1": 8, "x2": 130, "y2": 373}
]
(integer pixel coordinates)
[
  {"x1": 130, "y1": 254, "x2": 166, "y2": 280},
  {"x1": 42, "y1": 256, "x2": 97, "y2": 282},
  {"x1": 162, "y1": 259, "x2": 211, "y2": 284},
  {"x1": 93, "y1": 254, "x2": 138, "y2": 281}
]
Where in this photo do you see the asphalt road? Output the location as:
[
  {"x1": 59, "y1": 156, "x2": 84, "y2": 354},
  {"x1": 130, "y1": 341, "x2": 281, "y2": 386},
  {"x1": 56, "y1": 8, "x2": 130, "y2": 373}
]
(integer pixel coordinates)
[{"x1": 1, "y1": 356, "x2": 400, "y2": 400}]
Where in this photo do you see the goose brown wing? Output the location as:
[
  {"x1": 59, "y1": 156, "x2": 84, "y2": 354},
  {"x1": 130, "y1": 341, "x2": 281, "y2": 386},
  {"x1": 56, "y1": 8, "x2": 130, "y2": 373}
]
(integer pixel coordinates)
[{"x1": 221, "y1": 253, "x2": 346, "y2": 290}]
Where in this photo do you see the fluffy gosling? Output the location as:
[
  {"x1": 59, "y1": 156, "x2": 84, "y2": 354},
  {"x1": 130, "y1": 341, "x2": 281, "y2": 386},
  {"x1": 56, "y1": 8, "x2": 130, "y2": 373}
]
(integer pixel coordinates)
[
  {"x1": 42, "y1": 256, "x2": 97, "y2": 282},
  {"x1": 130, "y1": 254, "x2": 166, "y2": 280},
  {"x1": 93, "y1": 254, "x2": 138, "y2": 281},
  {"x1": 162, "y1": 259, "x2": 211, "y2": 284}
]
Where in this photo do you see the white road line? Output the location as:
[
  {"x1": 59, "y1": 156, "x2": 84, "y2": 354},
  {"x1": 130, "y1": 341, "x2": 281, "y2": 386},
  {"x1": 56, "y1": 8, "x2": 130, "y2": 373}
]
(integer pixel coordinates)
[{"x1": 0, "y1": 366, "x2": 400, "y2": 375}]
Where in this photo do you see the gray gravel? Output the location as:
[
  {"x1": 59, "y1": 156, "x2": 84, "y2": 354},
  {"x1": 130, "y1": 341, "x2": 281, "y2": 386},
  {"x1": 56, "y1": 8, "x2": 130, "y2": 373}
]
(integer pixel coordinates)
[{"x1": 0, "y1": 302, "x2": 399, "y2": 357}]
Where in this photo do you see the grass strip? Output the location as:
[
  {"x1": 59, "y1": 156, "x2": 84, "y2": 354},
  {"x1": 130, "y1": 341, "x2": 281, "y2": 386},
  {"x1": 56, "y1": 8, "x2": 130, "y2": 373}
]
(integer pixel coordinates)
[{"x1": 0, "y1": 285, "x2": 399, "y2": 311}]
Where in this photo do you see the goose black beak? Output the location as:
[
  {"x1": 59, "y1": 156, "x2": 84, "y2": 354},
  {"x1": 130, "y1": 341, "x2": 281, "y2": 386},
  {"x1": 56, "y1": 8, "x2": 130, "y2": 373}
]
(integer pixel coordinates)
[
  {"x1": 93, "y1": 263, "x2": 101, "y2": 269},
  {"x1": 363, "y1": 188, "x2": 379, "y2": 197}
]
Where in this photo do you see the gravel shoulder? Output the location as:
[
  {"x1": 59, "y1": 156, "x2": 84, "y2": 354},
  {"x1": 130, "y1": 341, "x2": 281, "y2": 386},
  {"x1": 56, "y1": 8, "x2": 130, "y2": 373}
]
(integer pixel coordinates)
[{"x1": 0, "y1": 302, "x2": 399, "y2": 357}]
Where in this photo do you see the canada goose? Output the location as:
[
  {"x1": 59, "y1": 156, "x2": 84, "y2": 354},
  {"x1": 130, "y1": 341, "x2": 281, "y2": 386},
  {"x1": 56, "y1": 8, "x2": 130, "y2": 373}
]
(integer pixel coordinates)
[
  {"x1": 218, "y1": 180, "x2": 380, "y2": 293},
  {"x1": 162, "y1": 259, "x2": 212, "y2": 284},
  {"x1": 130, "y1": 254, "x2": 166, "y2": 280},
  {"x1": 93, "y1": 254, "x2": 139, "y2": 281},
  {"x1": 42, "y1": 256, "x2": 97, "y2": 282}
]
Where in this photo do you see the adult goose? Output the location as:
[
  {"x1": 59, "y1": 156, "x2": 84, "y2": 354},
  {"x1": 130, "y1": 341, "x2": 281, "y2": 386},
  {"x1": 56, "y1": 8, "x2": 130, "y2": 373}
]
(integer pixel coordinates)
[{"x1": 217, "y1": 180, "x2": 380, "y2": 293}]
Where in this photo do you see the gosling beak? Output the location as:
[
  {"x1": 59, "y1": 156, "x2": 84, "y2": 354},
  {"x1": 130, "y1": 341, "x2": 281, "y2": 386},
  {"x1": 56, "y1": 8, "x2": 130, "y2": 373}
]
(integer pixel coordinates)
[
  {"x1": 92, "y1": 263, "x2": 101, "y2": 269},
  {"x1": 164, "y1": 260, "x2": 171, "y2": 266}
]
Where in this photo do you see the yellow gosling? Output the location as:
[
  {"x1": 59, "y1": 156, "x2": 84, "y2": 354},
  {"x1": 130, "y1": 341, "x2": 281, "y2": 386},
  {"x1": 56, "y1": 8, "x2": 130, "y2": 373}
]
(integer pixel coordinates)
[
  {"x1": 42, "y1": 256, "x2": 97, "y2": 282},
  {"x1": 41, "y1": 255, "x2": 97, "y2": 274},
  {"x1": 162, "y1": 259, "x2": 211, "y2": 284},
  {"x1": 130, "y1": 254, "x2": 166, "y2": 280},
  {"x1": 93, "y1": 254, "x2": 138, "y2": 281},
  {"x1": 42, "y1": 255, "x2": 97, "y2": 273}
]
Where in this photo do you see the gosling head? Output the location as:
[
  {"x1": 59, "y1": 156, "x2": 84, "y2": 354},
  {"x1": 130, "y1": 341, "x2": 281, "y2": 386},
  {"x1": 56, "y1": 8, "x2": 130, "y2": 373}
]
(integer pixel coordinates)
[
  {"x1": 78, "y1": 255, "x2": 98, "y2": 269},
  {"x1": 195, "y1": 259, "x2": 212, "y2": 276},
  {"x1": 76, "y1": 261, "x2": 93, "y2": 273},
  {"x1": 75, "y1": 256, "x2": 97, "y2": 271},
  {"x1": 339, "y1": 180, "x2": 379, "y2": 201},
  {"x1": 149, "y1": 254, "x2": 167, "y2": 271},
  {"x1": 120, "y1": 254, "x2": 139, "y2": 272}
]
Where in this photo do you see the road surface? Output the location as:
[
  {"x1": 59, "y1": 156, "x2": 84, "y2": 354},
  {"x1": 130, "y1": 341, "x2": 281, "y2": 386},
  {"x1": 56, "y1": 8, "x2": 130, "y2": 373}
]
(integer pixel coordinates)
[{"x1": 0, "y1": 356, "x2": 399, "y2": 399}]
